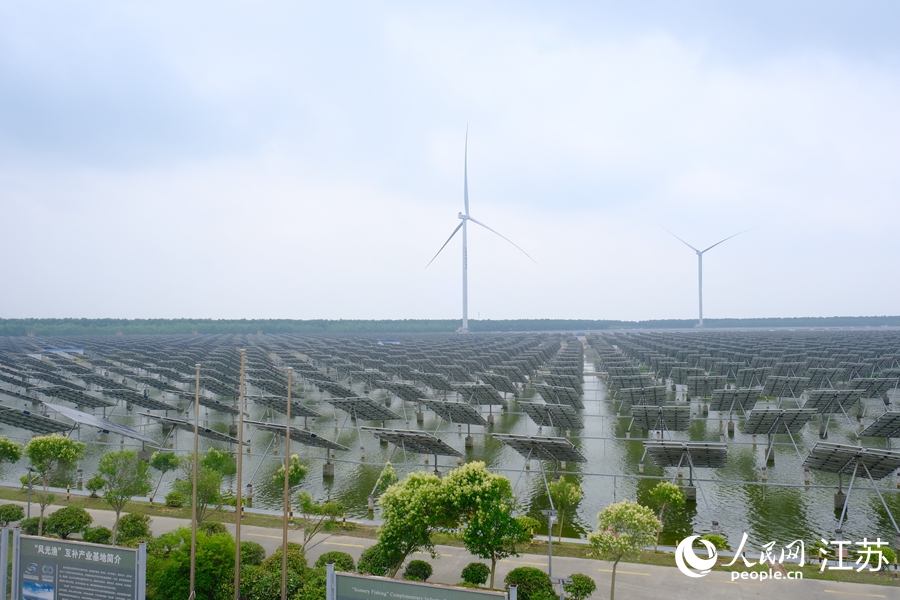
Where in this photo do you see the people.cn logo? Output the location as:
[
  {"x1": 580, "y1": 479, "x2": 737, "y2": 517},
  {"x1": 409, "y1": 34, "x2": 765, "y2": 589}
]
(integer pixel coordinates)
[{"x1": 675, "y1": 536, "x2": 718, "y2": 578}]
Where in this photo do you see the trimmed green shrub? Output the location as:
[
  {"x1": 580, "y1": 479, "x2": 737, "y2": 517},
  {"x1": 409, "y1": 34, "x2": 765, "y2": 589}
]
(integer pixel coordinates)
[
  {"x1": 117, "y1": 513, "x2": 152, "y2": 545},
  {"x1": 403, "y1": 560, "x2": 432, "y2": 582},
  {"x1": 315, "y1": 551, "x2": 355, "y2": 572},
  {"x1": 20, "y1": 517, "x2": 40, "y2": 535},
  {"x1": 563, "y1": 574, "x2": 596, "y2": 600},
  {"x1": 504, "y1": 567, "x2": 554, "y2": 600},
  {"x1": 199, "y1": 521, "x2": 227, "y2": 537},
  {"x1": 461, "y1": 562, "x2": 491, "y2": 586},
  {"x1": 45, "y1": 506, "x2": 92, "y2": 539},
  {"x1": 165, "y1": 491, "x2": 186, "y2": 507},
  {"x1": 260, "y1": 542, "x2": 307, "y2": 575},
  {"x1": 699, "y1": 534, "x2": 730, "y2": 551},
  {"x1": 83, "y1": 526, "x2": 113, "y2": 545},
  {"x1": 0, "y1": 503, "x2": 25, "y2": 526},
  {"x1": 357, "y1": 544, "x2": 398, "y2": 577},
  {"x1": 240, "y1": 541, "x2": 266, "y2": 566},
  {"x1": 85, "y1": 475, "x2": 105, "y2": 498}
]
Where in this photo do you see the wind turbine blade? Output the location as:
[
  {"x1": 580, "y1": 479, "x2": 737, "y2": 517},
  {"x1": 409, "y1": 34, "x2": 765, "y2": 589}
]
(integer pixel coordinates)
[
  {"x1": 467, "y1": 216, "x2": 537, "y2": 264},
  {"x1": 701, "y1": 229, "x2": 752, "y2": 253},
  {"x1": 661, "y1": 227, "x2": 700, "y2": 253},
  {"x1": 425, "y1": 222, "x2": 464, "y2": 268},
  {"x1": 463, "y1": 125, "x2": 469, "y2": 216}
]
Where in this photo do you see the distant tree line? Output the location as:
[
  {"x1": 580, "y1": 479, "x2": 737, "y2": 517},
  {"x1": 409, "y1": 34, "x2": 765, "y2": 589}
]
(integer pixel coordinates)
[{"x1": 1, "y1": 316, "x2": 899, "y2": 337}]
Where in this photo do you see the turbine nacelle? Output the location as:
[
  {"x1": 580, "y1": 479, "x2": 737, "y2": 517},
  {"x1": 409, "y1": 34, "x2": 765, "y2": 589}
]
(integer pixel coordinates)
[{"x1": 458, "y1": 213, "x2": 468, "y2": 220}]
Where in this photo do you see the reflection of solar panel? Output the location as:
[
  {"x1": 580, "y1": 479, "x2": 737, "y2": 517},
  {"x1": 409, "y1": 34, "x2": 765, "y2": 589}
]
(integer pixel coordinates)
[
  {"x1": 375, "y1": 381, "x2": 426, "y2": 403},
  {"x1": 139, "y1": 413, "x2": 246, "y2": 445},
  {"x1": 420, "y1": 399, "x2": 487, "y2": 426},
  {"x1": 492, "y1": 433, "x2": 587, "y2": 462},
  {"x1": 532, "y1": 384, "x2": 583, "y2": 409},
  {"x1": 453, "y1": 384, "x2": 506, "y2": 406},
  {"x1": 518, "y1": 402, "x2": 584, "y2": 430},
  {"x1": 104, "y1": 389, "x2": 179, "y2": 412},
  {"x1": 859, "y1": 412, "x2": 900, "y2": 439},
  {"x1": 42, "y1": 402, "x2": 156, "y2": 444},
  {"x1": 742, "y1": 409, "x2": 816, "y2": 434},
  {"x1": 477, "y1": 372, "x2": 518, "y2": 395},
  {"x1": 325, "y1": 397, "x2": 403, "y2": 421},
  {"x1": 616, "y1": 387, "x2": 668, "y2": 407},
  {"x1": 249, "y1": 395, "x2": 320, "y2": 418},
  {"x1": 803, "y1": 390, "x2": 863, "y2": 414},
  {"x1": 308, "y1": 379, "x2": 356, "y2": 398},
  {"x1": 686, "y1": 376, "x2": 727, "y2": 397},
  {"x1": 416, "y1": 372, "x2": 455, "y2": 392},
  {"x1": 850, "y1": 378, "x2": 898, "y2": 398},
  {"x1": 803, "y1": 442, "x2": 900, "y2": 480},
  {"x1": 630, "y1": 406, "x2": 691, "y2": 431},
  {"x1": 762, "y1": 377, "x2": 810, "y2": 398},
  {"x1": 361, "y1": 427, "x2": 462, "y2": 457},
  {"x1": 0, "y1": 404, "x2": 70, "y2": 434},
  {"x1": 643, "y1": 441, "x2": 728, "y2": 468},
  {"x1": 245, "y1": 420, "x2": 349, "y2": 451},
  {"x1": 709, "y1": 389, "x2": 759, "y2": 412}
]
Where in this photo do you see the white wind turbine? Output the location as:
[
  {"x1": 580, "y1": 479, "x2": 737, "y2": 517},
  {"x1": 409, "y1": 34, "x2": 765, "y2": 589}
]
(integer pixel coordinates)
[
  {"x1": 663, "y1": 228, "x2": 750, "y2": 328},
  {"x1": 426, "y1": 129, "x2": 535, "y2": 333}
]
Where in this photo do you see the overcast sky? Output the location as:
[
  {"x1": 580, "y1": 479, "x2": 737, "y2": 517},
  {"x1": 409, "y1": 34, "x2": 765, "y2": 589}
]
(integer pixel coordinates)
[{"x1": 1, "y1": 1, "x2": 898, "y2": 321}]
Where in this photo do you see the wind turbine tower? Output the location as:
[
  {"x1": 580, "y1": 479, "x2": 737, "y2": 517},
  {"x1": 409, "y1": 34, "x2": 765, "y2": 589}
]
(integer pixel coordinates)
[
  {"x1": 664, "y1": 228, "x2": 749, "y2": 328},
  {"x1": 426, "y1": 129, "x2": 535, "y2": 333}
]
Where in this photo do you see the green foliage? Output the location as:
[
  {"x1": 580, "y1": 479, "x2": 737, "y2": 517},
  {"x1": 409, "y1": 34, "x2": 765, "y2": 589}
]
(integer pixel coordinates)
[
  {"x1": 165, "y1": 491, "x2": 186, "y2": 507},
  {"x1": 24, "y1": 434, "x2": 85, "y2": 534},
  {"x1": 403, "y1": 559, "x2": 433, "y2": 582},
  {"x1": 649, "y1": 482, "x2": 686, "y2": 550},
  {"x1": 45, "y1": 506, "x2": 92, "y2": 539},
  {"x1": 700, "y1": 534, "x2": 730, "y2": 551},
  {"x1": 563, "y1": 574, "x2": 596, "y2": 600},
  {"x1": 273, "y1": 454, "x2": 307, "y2": 487},
  {"x1": 296, "y1": 492, "x2": 343, "y2": 549},
  {"x1": 240, "y1": 541, "x2": 266, "y2": 566},
  {"x1": 150, "y1": 451, "x2": 180, "y2": 499},
  {"x1": 201, "y1": 448, "x2": 236, "y2": 476},
  {"x1": 173, "y1": 466, "x2": 223, "y2": 524},
  {"x1": 260, "y1": 542, "x2": 307, "y2": 575},
  {"x1": 19, "y1": 473, "x2": 39, "y2": 489},
  {"x1": 504, "y1": 567, "x2": 554, "y2": 600},
  {"x1": 374, "y1": 462, "x2": 398, "y2": 495},
  {"x1": 376, "y1": 471, "x2": 443, "y2": 576},
  {"x1": 83, "y1": 526, "x2": 113, "y2": 545},
  {"x1": 0, "y1": 503, "x2": 24, "y2": 526},
  {"x1": 19, "y1": 517, "x2": 40, "y2": 535},
  {"x1": 517, "y1": 516, "x2": 540, "y2": 536},
  {"x1": 117, "y1": 513, "x2": 152, "y2": 545},
  {"x1": 588, "y1": 500, "x2": 660, "y2": 600},
  {"x1": 0, "y1": 436, "x2": 23, "y2": 463},
  {"x1": 147, "y1": 526, "x2": 234, "y2": 600},
  {"x1": 549, "y1": 478, "x2": 582, "y2": 542},
  {"x1": 98, "y1": 450, "x2": 152, "y2": 544},
  {"x1": 314, "y1": 551, "x2": 355, "y2": 572},
  {"x1": 461, "y1": 562, "x2": 491, "y2": 585},
  {"x1": 199, "y1": 521, "x2": 227, "y2": 537},
  {"x1": 357, "y1": 543, "x2": 399, "y2": 577},
  {"x1": 86, "y1": 475, "x2": 106, "y2": 498}
]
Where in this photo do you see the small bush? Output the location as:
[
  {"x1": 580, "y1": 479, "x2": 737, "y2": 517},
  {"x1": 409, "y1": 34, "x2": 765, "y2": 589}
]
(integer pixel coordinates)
[
  {"x1": 199, "y1": 521, "x2": 227, "y2": 537},
  {"x1": 260, "y1": 543, "x2": 307, "y2": 575},
  {"x1": 165, "y1": 491, "x2": 186, "y2": 507},
  {"x1": 45, "y1": 506, "x2": 92, "y2": 539},
  {"x1": 563, "y1": 574, "x2": 596, "y2": 600},
  {"x1": 699, "y1": 534, "x2": 729, "y2": 551},
  {"x1": 20, "y1": 517, "x2": 40, "y2": 535},
  {"x1": 83, "y1": 526, "x2": 113, "y2": 545},
  {"x1": 504, "y1": 567, "x2": 554, "y2": 600},
  {"x1": 315, "y1": 551, "x2": 355, "y2": 572},
  {"x1": 240, "y1": 541, "x2": 266, "y2": 566},
  {"x1": 85, "y1": 475, "x2": 105, "y2": 498},
  {"x1": 0, "y1": 504, "x2": 25, "y2": 526},
  {"x1": 357, "y1": 544, "x2": 398, "y2": 577},
  {"x1": 19, "y1": 473, "x2": 39, "y2": 490},
  {"x1": 461, "y1": 562, "x2": 491, "y2": 586},
  {"x1": 117, "y1": 513, "x2": 152, "y2": 544},
  {"x1": 403, "y1": 560, "x2": 432, "y2": 582}
]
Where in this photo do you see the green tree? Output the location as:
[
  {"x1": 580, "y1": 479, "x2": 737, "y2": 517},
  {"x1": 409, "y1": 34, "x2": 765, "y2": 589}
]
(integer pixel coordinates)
[
  {"x1": 548, "y1": 478, "x2": 582, "y2": 542},
  {"x1": 376, "y1": 471, "x2": 444, "y2": 577},
  {"x1": 85, "y1": 475, "x2": 105, "y2": 498},
  {"x1": 588, "y1": 500, "x2": 660, "y2": 600},
  {"x1": 45, "y1": 506, "x2": 92, "y2": 539},
  {"x1": 296, "y1": 492, "x2": 343, "y2": 550},
  {"x1": 149, "y1": 451, "x2": 180, "y2": 500},
  {"x1": 273, "y1": 454, "x2": 308, "y2": 487},
  {"x1": 98, "y1": 450, "x2": 152, "y2": 544},
  {"x1": 117, "y1": 513, "x2": 152, "y2": 546},
  {"x1": 201, "y1": 448, "x2": 236, "y2": 476},
  {"x1": 649, "y1": 482, "x2": 685, "y2": 551},
  {"x1": 0, "y1": 436, "x2": 23, "y2": 464},
  {"x1": 563, "y1": 574, "x2": 596, "y2": 600},
  {"x1": 373, "y1": 462, "x2": 398, "y2": 495},
  {"x1": 24, "y1": 434, "x2": 85, "y2": 535},
  {"x1": 173, "y1": 466, "x2": 223, "y2": 524},
  {"x1": 504, "y1": 567, "x2": 554, "y2": 600},
  {"x1": 148, "y1": 526, "x2": 234, "y2": 600},
  {"x1": 0, "y1": 504, "x2": 24, "y2": 526}
]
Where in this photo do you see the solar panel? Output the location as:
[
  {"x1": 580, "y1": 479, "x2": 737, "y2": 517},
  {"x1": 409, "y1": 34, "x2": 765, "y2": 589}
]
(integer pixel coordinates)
[
  {"x1": 37, "y1": 386, "x2": 116, "y2": 409},
  {"x1": 361, "y1": 427, "x2": 462, "y2": 457},
  {"x1": 492, "y1": 433, "x2": 587, "y2": 463},
  {"x1": 742, "y1": 409, "x2": 817, "y2": 435},
  {"x1": 708, "y1": 389, "x2": 760, "y2": 412},
  {"x1": 686, "y1": 376, "x2": 727, "y2": 397},
  {"x1": 518, "y1": 402, "x2": 584, "y2": 430},
  {"x1": 606, "y1": 375, "x2": 654, "y2": 391},
  {"x1": 477, "y1": 372, "x2": 518, "y2": 395},
  {"x1": 616, "y1": 386, "x2": 669, "y2": 407},
  {"x1": 325, "y1": 397, "x2": 403, "y2": 421},
  {"x1": 736, "y1": 368, "x2": 771, "y2": 387},
  {"x1": 542, "y1": 374, "x2": 583, "y2": 394},
  {"x1": 531, "y1": 384, "x2": 584, "y2": 409},
  {"x1": 416, "y1": 372, "x2": 455, "y2": 392},
  {"x1": 420, "y1": 399, "x2": 487, "y2": 426},
  {"x1": 643, "y1": 441, "x2": 728, "y2": 468},
  {"x1": 103, "y1": 389, "x2": 180, "y2": 412},
  {"x1": 803, "y1": 390, "x2": 864, "y2": 414},
  {"x1": 803, "y1": 442, "x2": 900, "y2": 480},
  {"x1": 762, "y1": 377, "x2": 810, "y2": 398},
  {"x1": 138, "y1": 413, "x2": 247, "y2": 445},
  {"x1": 308, "y1": 379, "x2": 356, "y2": 398},
  {"x1": 859, "y1": 412, "x2": 900, "y2": 439},
  {"x1": 0, "y1": 404, "x2": 71, "y2": 434},
  {"x1": 850, "y1": 378, "x2": 898, "y2": 398},
  {"x1": 375, "y1": 381, "x2": 426, "y2": 403},
  {"x1": 245, "y1": 420, "x2": 349, "y2": 451},
  {"x1": 453, "y1": 384, "x2": 506, "y2": 407},
  {"x1": 630, "y1": 406, "x2": 691, "y2": 431},
  {"x1": 42, "y1": 402, "x2": 157, "y2": 444},
  {"x1": 249, "y1": 395, "x2": 321, "y2": 418}
]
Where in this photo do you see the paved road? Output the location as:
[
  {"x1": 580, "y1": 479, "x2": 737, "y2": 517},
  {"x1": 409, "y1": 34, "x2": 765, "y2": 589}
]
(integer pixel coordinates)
[{"x1": 10, "y1": 501, "x2": 899, "y2": 600}]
